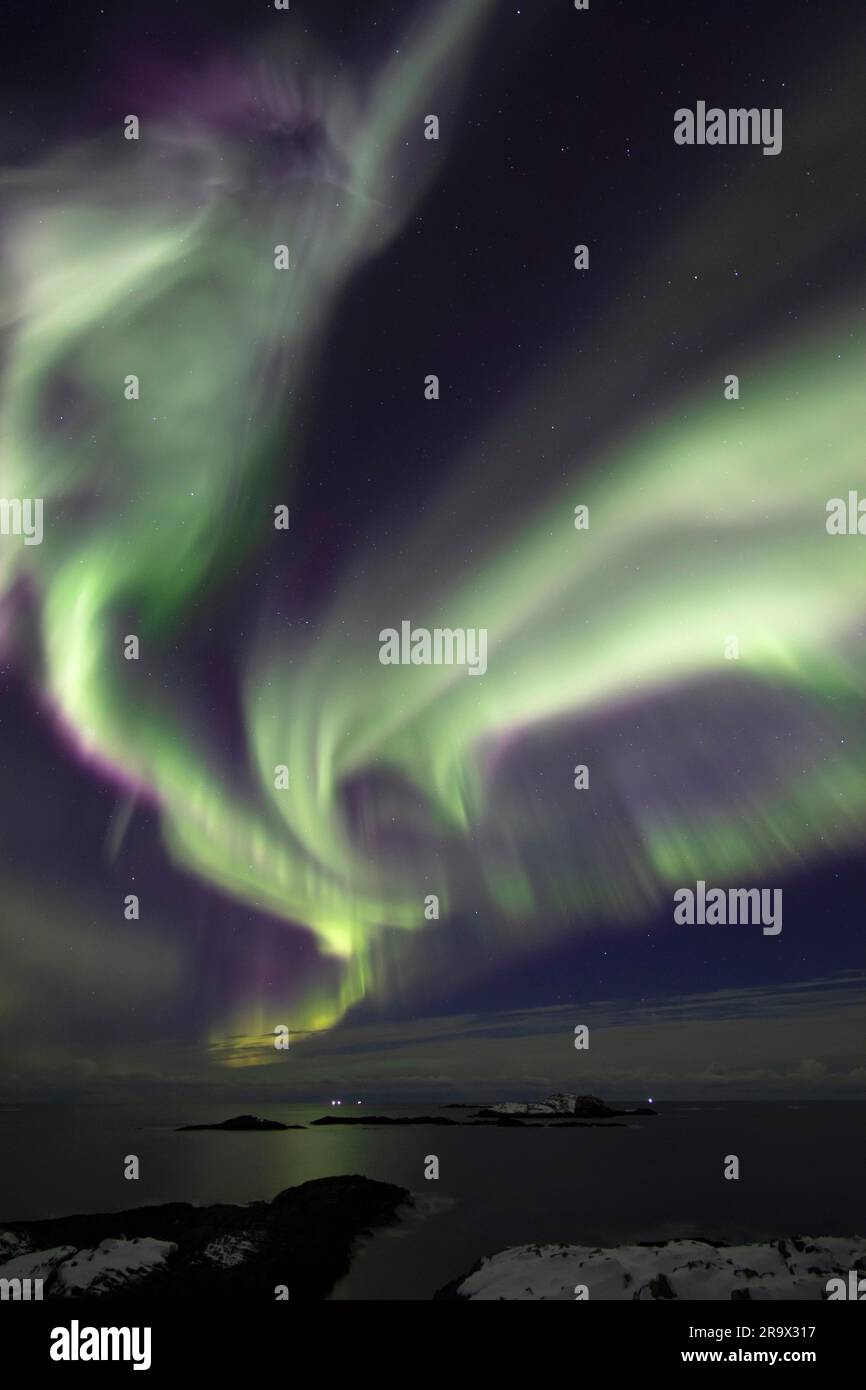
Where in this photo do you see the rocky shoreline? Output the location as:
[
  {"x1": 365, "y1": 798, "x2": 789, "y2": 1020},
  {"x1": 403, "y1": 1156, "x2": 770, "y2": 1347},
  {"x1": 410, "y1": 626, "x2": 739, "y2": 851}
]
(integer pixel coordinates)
[
  {"x1": 435, "y1": 1235, "x2": 866, "y2": 1300},
  {"x1": 0, "y1": 1175, "x2": 410, "y2": 1300},
  {"x1": 169, "y1": 1095, "x2": 656, "y2": 1131}
]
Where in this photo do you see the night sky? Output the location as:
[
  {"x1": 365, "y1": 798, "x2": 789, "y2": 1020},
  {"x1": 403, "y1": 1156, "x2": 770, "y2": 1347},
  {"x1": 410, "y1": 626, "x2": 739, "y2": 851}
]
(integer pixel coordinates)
[{"x1": 1, "y1": 0, "x2": 866, "y2": 1103}]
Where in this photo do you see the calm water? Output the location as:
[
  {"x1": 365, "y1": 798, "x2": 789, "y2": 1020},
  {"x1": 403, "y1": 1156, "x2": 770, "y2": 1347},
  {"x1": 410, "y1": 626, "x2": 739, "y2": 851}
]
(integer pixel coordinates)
[{"x1": 1, "y1": 1102, "x2": 864, "y2": 1299}]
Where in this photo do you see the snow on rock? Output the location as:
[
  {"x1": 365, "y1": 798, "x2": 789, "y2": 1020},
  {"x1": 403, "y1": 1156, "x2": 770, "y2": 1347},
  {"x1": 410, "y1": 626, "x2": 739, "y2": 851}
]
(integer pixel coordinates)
[
  {"x1": 488, "y1": 1093, "x2": 611, "y2": 1117},
  {"x1": 54, "y1": 1237, "x2": 177, "y2": 1295},
  {"x1": 201, "y1": 1235, "x2": 258, "y2": 1268},
  {"x1": 0, "y1": 1245, "x2": 76, "y2": 1283},
  {"x1": 453, "y1": 1236, "x2": 866, "y2": 1301},
  {"x1": 490, "y1": 1101, "x2": 554, "y2": 1115}
]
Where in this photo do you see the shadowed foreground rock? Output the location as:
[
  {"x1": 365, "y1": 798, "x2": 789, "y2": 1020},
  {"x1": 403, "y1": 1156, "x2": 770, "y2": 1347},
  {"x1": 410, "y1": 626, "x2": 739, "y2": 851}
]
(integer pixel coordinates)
[{"x1": 0, "y1": 1176, "x2": 410, "y2": 1301}]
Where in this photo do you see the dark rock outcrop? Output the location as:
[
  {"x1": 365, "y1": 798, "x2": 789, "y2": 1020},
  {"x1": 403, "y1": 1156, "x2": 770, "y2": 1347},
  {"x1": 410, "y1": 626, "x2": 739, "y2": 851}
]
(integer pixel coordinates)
[
  {"x1": 310, "y1": 1115, "x2": 457, "y2": 1126},
  {"x1": 475, "y1": 1093, "x2": 657, "y2": 1120},
  {"x1": 177, "y1": 1114, "x2": 301, "y2": 1132},
  {"x1": 0, "y1": 1175, "x2": 410, "y2": 1301}
]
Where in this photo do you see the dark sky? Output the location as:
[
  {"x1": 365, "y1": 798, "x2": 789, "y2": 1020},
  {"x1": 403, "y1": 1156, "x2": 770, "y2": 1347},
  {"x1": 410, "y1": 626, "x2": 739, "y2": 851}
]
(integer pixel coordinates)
[{"x1": 1, "y1": 0, "x2": 865, "y2": 1101}]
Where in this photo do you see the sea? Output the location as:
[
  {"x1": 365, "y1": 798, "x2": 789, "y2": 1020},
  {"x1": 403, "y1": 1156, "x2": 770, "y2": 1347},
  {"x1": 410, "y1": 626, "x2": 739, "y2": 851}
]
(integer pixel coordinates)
[{"x1": 1, "y1": 1101, "x2": 864, "y2": 1299}]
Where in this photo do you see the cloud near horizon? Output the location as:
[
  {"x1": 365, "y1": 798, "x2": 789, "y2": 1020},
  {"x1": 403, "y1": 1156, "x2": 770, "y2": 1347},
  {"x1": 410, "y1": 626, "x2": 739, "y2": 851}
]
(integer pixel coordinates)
[{"x1": 4, "y1": 972, "x2": 865, "y2": 1105}]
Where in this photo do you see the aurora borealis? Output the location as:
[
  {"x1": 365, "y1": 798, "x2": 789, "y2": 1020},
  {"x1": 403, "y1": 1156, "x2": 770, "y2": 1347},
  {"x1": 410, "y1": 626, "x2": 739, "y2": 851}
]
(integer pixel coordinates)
[{"x1": 2, "y1": 0, "x2": 866, "y2": 1096}]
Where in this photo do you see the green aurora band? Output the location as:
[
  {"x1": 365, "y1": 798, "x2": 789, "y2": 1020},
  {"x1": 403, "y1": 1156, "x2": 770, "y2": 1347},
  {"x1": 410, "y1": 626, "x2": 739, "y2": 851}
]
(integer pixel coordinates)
[{"x1": 2, "y1": 3, "x2": 866, "y2": 1046}]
